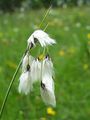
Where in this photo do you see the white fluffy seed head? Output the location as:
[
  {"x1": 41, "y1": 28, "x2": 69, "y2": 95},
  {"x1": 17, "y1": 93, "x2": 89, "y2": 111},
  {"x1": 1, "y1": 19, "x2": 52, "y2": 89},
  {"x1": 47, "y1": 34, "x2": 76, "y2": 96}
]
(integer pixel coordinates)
[
  {"x1": 18, "y1": 71, "x2": 33, "y2": 95},
  {"x1": 40, "y1": 74, "x2": 56, "y2": 107},
  {"x1": 27, "y1": 29, "x2": 56, "y2": 47},
  {"x1": 42, "y1": 56, "x2": 54, "y2": 77},
  {"x1": 31, "y1": 58, "x2": 41, "y2": 83},
  {"x1": 19, "y1": 29, "x2": 56, "y2": 105},
  {"x1": 22, "y1": 53, "x2": 34, "y2": 72}
]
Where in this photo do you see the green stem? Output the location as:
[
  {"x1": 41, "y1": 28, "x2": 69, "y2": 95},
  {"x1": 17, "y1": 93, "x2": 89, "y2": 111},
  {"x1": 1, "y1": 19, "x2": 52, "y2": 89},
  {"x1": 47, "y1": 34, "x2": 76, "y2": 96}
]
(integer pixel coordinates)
[
  {"x1": 39, "y1": 5, "x2": 52, "y2": 29},
  {"x1": 43, "y1": 23, "x2": 49, "y2": 31},
  {"x1": 0, "y1": 49, "x2": 27, "y2": 119}
]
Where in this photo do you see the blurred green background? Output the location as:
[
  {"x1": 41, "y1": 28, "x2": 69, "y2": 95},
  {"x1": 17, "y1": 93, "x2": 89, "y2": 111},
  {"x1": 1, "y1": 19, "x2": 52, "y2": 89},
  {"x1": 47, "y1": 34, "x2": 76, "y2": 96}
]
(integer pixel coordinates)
[{"x1": 0, "y1": 0, "x2": 90, "y2": 120}]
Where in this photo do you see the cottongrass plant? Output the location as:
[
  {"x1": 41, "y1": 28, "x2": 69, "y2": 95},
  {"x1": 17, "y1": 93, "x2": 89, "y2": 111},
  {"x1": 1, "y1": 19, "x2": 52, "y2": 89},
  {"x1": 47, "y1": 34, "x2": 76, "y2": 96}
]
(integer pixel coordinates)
[
  {"x1": 0, "y1": 5, "x2": 56, "y2": 118},
  {"x1": 18, "y1": 30, "x2": 56, "y2": 107}
]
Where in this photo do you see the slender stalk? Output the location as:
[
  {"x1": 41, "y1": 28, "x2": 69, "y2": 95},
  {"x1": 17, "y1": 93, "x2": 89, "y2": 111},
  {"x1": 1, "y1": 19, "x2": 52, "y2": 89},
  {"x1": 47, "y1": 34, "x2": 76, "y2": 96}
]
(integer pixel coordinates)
[
  {"x1": 43, "y1": 23, "x2": 49, "y2": 31},
  {"x1": 0, "y1": 49, "x2": 27, "y2": 119},
  {"x1": 39, "y1": 5, "x2": 52, "y2": 29}
]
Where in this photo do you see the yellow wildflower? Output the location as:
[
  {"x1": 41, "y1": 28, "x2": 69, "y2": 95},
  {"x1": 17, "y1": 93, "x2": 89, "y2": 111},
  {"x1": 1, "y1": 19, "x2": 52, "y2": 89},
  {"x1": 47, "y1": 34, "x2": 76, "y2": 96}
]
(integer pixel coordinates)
[
  {"x1": 87, "y1": 33, "x2": 90, "y2": 39},
  {"x1": 38, "y1": 54, "x2": 45, "y2": 60},
  {"x1": 59, "y1": 50, "x2": 65, "y2": 56},
  {"x1": 47, "y1": 107, "x2": 56, "y2": 116},
  {"x1": 83, "y1": 64, "x2": 89, "y2": 70}
]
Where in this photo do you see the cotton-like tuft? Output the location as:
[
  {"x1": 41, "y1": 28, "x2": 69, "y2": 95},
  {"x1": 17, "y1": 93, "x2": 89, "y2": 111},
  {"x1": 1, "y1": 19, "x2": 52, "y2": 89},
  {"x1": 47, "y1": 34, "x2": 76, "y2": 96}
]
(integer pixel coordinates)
[
  {"x1": 18, "y1": 71, "x2": 33, "y2": 95},
  {"x1": 27, "y1": 30, "x2": 56, "y2": 47},
  {"x1": 40, "y1": 74, "x2": 56, "y2": 107}
]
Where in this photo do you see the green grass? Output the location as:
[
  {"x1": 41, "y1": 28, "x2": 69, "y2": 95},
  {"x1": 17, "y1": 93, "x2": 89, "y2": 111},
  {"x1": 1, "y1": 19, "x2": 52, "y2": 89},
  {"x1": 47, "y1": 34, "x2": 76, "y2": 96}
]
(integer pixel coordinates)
[{"x1": 0, "y1": 7, "x2": 90, "y2": 120}]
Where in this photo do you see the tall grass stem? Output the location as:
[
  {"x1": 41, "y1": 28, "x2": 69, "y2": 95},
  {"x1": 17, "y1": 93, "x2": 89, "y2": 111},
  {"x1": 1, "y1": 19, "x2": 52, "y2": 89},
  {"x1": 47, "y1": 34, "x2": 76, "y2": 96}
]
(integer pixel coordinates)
[{"x1": 0, "y1": 49, "x2": 27, "y2": 119}]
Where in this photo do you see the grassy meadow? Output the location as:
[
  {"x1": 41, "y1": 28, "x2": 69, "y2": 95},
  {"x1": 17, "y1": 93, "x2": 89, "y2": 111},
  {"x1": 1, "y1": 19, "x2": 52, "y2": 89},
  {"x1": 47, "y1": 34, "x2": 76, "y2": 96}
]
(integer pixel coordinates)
[{"x1": 0, "y1": 7, "x2": 90, "y2": 120}]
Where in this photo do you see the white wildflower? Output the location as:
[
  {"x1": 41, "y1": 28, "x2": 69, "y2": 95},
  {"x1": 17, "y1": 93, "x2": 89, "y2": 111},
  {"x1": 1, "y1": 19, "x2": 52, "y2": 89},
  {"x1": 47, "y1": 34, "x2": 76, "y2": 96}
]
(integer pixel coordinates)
[
  {"x1": 40, "y1": 74, "x2": 56, "y2": 107},
  {"x1": 27, "y1": 29, "x2": 56, "y2": 47}
]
